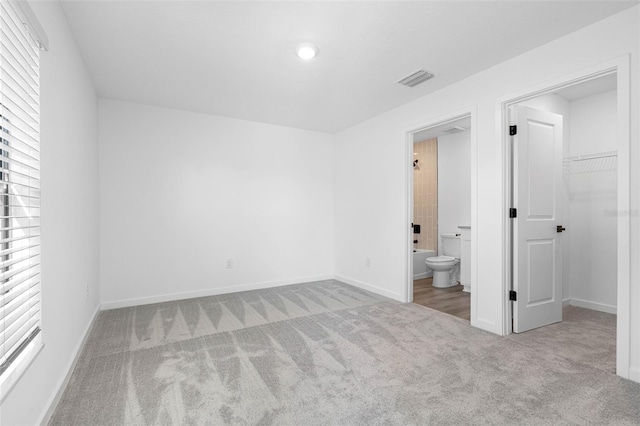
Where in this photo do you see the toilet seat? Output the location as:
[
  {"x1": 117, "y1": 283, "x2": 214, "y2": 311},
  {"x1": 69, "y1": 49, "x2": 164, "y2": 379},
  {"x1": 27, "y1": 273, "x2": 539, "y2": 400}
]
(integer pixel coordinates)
[{"x1": 426, "y1": 255, "x2": 457, "y2": 263}]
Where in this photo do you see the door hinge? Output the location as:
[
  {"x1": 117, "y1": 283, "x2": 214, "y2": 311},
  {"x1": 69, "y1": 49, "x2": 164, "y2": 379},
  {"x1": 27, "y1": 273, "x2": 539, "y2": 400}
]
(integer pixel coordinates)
[
  {"x1": 509, "y1": 208, "x2": 517, "y2": 218},
  {"x1": 509, "y1": 290, "x2": 517, "y2": 301},
  {"x1": 509, "y1": 125, "x2": 517, "y2": 136}
]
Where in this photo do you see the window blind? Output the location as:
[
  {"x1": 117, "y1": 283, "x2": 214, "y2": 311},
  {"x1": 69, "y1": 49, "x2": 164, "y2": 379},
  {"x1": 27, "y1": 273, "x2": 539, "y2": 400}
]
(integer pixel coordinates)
[{"x1": 0, "y1": 0, "x2": 41, "y2": 376}]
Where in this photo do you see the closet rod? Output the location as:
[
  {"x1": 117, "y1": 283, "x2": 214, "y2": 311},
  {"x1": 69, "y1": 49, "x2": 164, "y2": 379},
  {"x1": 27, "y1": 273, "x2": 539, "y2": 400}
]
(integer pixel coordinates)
[{"x1": 563, "y1": 150, "x2": 617, "y2": 162}]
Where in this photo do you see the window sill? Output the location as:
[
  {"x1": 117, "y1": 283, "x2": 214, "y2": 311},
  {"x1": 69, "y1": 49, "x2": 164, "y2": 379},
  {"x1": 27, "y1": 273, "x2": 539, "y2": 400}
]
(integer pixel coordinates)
[{"x1": 0, "y1": 334, "x2": 44, "y2": 403}]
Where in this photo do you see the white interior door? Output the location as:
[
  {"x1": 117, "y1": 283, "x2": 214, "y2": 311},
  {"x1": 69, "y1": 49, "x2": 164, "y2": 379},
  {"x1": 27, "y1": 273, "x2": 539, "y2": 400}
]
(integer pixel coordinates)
[{"x1": 512, "y1": 105, "x2": 564, "y2": 333}]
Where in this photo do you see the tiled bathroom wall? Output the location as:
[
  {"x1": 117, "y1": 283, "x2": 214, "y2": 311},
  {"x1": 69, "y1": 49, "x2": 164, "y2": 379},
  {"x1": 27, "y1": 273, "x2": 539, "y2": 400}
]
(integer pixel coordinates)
[{"x1": 413, "y1": 138, "x2": 438, "y2": 251}]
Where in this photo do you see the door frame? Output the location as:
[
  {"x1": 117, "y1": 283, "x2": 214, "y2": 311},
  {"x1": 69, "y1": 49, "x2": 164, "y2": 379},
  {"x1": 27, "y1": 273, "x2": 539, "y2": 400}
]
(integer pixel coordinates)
[
  {"x1": 499, "y1": 55, "x2": 631, "y2": 378},
  {"x1": 404, "y1": 106, "x2": 478, "y2": 326}
]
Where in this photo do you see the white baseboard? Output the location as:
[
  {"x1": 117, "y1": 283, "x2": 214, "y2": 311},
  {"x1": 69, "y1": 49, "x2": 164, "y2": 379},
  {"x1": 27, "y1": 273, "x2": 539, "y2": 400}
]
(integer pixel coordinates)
[
  {"x1": 101, "y1": 274, "x2": 334, "y2": 310},
  {"x1": 473, "y1": 317, "x2": 499, "y2": 335},
  {"x1": 37, "y1": 304, "x2": 101, "y2": 426},
  {"x1": 412, "y1": 271, "x2": 433, "y2": 280},
  {"x1": 333, "y1": 274, "x2": 404, "y2": 302},
  {"x1": 569, "y1": 298, "x2": 617, "y2": 314},
  {"x1": 629, "y1": 367, "x2": 640, "y2": 383},
  {"x1": 562, "y1": 298, "x2": 571, "y2": 307}
]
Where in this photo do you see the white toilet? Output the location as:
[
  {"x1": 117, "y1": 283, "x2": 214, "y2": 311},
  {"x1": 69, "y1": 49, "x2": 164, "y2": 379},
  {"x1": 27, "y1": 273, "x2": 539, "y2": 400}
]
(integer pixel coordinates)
[{"x1": 425, "y1": 234, "x2": 461, "y2": 288}]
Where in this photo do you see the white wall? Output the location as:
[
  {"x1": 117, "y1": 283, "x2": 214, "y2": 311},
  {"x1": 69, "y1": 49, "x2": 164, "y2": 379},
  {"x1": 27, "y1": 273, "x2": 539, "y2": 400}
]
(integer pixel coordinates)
[
  {"x1": 0, "y1": 1, "x2": 100, "y2": 424},
  {"x1": 333, "y1": 6, "x2": 639, "y2": 379},
  {"x1": 569, "y1": 91, "x2": 618, "y2": 156},
  {"x1": 567, "y1": 90, "x2": 618, "y2": 312},
  {"x1": 437, "y1": 130, "x2": 471, "y2": 246},
  {"x1": 98, "y1": 99, "x2": 334, "y2": 307}
]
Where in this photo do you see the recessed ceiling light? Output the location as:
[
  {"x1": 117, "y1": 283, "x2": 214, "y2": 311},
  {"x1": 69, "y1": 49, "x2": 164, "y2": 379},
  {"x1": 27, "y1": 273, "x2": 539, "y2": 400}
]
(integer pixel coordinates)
[{"x1": 295, "y1": 43, "x2": 318, "y2": 60}]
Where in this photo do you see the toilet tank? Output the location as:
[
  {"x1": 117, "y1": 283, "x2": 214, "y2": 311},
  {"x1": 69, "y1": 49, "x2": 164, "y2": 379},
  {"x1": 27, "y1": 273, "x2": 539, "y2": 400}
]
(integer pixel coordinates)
[{"x1": 441, "y1": 234, "x2": 461, "y2": 258}]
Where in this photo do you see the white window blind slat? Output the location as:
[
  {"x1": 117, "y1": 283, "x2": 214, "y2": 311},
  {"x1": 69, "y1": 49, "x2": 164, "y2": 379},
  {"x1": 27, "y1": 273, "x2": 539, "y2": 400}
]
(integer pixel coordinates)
[
  {"x1": 0, "y1": 261, "x2": 40, "y2": 283},
  {"x1": 0, "y1": 207, "x2": 39, "y2": 219},
  {"x1": 1, "y1": 68, "x2": 38, "y2": 104},
  {"x1": 0, "y1": 314, "x2": 39, "y2": 366},
  {"x1": 0, "y1": 209, "x2": 40, "y2": 222},
  {"x1": 0, "y1": 155, "x2": 39, "y2": 175},
  {"x1": 1, "y1": 129, "x2": 38, "y2": 155},
  {"x1": 0, "y1": 322, "x2": 40, "y2": 369},
  {"x1": 0, "y1": 0, "x2": 41, "y2": 380},
  {"x1": 0, "y1": 270, "x2": 39, "y2": 299},
  {"x1": 0, "y1": 135, "x2": 35, "y2": 160},
  {"x1": 0, "y1": 250, "x2": 37, "y2": 271},
  {"x1": 2, "y1": 85, "x2": 39, "y2": 122},
  {"x1": 1, "y1": 185, "x2": 38, "y2": 202},
  {"x1": 0, "y1": 234, "x2": 40, "y2": 250},
  {"x1": 1, "y1": 65, "x2": 37, "y2": 100},
  {"x1": 0, "y1": 284, "x2": 38, "y2": 319},
  {"x1": 0, "y1": 192, "x2": 41, "y2": 207},
  {"x1": 0, "y1": 207, "x2": 39, "y2": 220},
  {"x1": 2, "y1": 84, "x2": 39, "y2": 115},
  {"x1": 1, "y1": 7, "x2": 38, "y2": 60},
  {"x1": 0, "y1": 225, "x2": 39, "y2": 238},
  {"x1": 0, "y1": 152, "x2": 39, "y2": 172},
  {"x1": 0, "y1": 215, "x2": 39, "y2": 228},
  {"x1": 1, "y1": 133, "x2": 38, "y2": 160},
  {"x1": 0, "y1": 143, "x2": 39, "y2": 165},
  {"x1": 0, "y1": 187, "x2": 40, "y2": 202},
  {"x1": 0, "y1": 282, "x2": 33, "y2": 315},
  {"x1": 1, "y1": 120, "x2": 39, "y2": 148},
  {"x1": 1, "y1": 185, "x2": 40, "y2": 200},
  {"x1": 1, "y1": 105, "x2": 39, "y2": 137},
  {"x1": 0, "y1": 43, "x2": 39, "y2": 84},
  {"x1": 3, "y1": 155, "x2": 37, "y2": 176},
  {"x1": 1, "y1": 298, "x2": 39, "y2": 349},
  {"x1": 0, "y1": 242, "x2": 39, "y2": 258},
  {"x1": 0, "y1": 35, "x2": 37, "y2": 79},
  {"x1": 0, "y1": 8, "x2": 38, "y2": 65},
  {"x1": 0, "y1": 164, "x2": 39, "y2": 180},
  {"x1": 1, "y1": 132, "x2": 39, "y2": 156},
  {"x1": 1, "y1": 60, "x2": 38, "y2": 94}
]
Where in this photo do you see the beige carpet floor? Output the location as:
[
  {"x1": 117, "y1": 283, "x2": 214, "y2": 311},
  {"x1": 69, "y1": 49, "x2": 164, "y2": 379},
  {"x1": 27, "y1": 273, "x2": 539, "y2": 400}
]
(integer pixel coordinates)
[{"x1": 50, "y1": 280, "x2": 639, "y2": 425}]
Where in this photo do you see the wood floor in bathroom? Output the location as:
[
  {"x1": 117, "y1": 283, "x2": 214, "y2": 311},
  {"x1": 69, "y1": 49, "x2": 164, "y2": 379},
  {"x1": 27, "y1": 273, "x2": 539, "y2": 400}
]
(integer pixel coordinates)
[{"x1": 413, "y1": 278, "x2": 470, "y2": 321}]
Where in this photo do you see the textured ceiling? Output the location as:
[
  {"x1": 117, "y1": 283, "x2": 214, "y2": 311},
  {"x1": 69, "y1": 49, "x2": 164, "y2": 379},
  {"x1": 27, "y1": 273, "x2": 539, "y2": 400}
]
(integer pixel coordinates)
[{"x1": 60, "y1": 1, "x2": 637, "y2": 133}]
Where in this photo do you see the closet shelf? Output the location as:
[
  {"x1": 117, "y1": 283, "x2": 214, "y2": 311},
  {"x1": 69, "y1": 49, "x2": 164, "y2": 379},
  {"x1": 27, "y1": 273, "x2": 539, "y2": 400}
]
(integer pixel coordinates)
[
  {"x1": 563, "y1": 150, "x2": 617, "y2": 162},
  {"x1": 563, "y1": 150, "x2": 617, "y2": 174}
]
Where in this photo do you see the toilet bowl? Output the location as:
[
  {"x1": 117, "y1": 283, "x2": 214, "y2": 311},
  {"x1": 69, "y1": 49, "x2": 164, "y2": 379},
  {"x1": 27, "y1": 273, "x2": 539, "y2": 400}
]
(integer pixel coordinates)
[
  {"x1": 425, "y1": 256, "x2": 460, "y2": 288},
  {"x1": 425, "y1": 234, "x2": 461, "y2": 288}
]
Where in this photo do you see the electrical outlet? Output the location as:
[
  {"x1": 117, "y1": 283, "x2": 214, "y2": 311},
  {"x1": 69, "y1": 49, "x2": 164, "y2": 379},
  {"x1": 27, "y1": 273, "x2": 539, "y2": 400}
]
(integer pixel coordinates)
[
  {"x1": 365, "y1": 257, "x2": 371, "y2": 267},
  {"x1": 225, "y1": 258, "x2": 233, "y2": 269}
]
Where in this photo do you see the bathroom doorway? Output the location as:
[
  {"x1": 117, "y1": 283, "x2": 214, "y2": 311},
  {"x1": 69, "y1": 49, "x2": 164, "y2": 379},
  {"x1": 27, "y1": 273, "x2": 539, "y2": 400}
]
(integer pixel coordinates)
[
  {"x1": 409, "y1": 115, "x2": 472, "y2": 321},
  {"x1": 501, "y1": 59, "x2": 631, "y2": 378}
]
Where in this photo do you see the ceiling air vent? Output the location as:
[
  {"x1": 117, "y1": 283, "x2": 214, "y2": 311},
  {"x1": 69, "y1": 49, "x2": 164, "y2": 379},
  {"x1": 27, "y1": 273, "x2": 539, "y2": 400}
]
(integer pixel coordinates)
[
  {"x1": 443, "y1": 126, "x2": 468, "y2": 134},
  {"x1": 398, "y1": 69, "x2": 434, "y2": 87}
]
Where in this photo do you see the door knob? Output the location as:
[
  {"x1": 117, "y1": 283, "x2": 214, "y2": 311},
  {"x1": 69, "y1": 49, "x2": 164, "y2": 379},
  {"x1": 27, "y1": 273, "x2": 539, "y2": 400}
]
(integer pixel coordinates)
[{"x1": 556, "y1": 225, "x2": 566, "y2": 233}]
